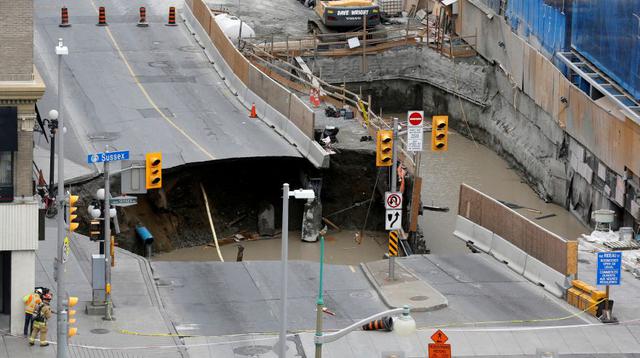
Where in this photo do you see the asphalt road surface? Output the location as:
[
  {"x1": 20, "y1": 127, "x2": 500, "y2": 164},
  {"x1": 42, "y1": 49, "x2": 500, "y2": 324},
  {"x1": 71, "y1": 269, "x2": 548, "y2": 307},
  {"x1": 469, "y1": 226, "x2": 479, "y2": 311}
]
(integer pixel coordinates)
[{"x1": 33, "y1": 0, "x2": 300, "y2": 179}]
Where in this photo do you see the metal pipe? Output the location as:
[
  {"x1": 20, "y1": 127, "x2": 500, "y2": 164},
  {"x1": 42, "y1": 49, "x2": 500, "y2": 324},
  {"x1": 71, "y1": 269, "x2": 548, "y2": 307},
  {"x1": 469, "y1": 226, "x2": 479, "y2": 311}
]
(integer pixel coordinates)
[
  {"x1": 56, "y1": 37, "x2": 68, "y2": 358},
  {"x1": 48, "y1": 127, "x2": 55, "y2": 197},
  {"x1": 279, "y1": 183, "x2": 290, "y2": 358},
  {"x1": 315, "y1": 234, "x2": 325, "y2": 358},
  {"x1": 314, "y1": 308, "x2": 403, "y2": 344},
  {"x1": 103, "y1": 147, "x2": 113, "y2": 321},
  {"x1": 389, "y1": 117, "x2": 398, "y2": 280}
]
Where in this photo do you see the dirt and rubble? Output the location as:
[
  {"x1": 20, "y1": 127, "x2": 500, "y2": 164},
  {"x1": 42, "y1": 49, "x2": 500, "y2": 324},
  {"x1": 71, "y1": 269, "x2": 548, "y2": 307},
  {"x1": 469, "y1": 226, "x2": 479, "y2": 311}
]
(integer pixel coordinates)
[{"x1": 72, "y1": 152, "x2": 388, "y2": 257}]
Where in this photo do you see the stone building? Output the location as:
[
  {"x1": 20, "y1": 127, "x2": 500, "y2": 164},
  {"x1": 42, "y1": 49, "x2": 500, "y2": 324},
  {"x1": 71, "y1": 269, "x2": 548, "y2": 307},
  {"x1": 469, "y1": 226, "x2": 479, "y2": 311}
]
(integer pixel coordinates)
[{"x1": 0, "y1": 0, "x2": 46, "y2": 335}]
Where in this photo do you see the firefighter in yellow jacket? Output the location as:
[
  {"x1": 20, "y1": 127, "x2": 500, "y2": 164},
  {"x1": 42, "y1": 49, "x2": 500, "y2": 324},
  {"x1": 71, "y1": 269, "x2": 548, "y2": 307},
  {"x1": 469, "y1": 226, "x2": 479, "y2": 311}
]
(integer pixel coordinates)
[
  {"x1": 29, "y1": 293, "x2": 52, "y2": 347},
  {"x1": 22, "y1": 288, "x2": 42, "y2": 336}
]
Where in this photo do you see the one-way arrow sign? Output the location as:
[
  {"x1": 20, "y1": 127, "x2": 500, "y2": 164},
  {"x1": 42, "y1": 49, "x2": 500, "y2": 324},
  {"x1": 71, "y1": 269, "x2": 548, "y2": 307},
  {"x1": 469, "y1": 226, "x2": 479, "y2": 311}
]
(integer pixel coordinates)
[{"x1": 385, "y1": 209, "x2": 402, "y2": 230}]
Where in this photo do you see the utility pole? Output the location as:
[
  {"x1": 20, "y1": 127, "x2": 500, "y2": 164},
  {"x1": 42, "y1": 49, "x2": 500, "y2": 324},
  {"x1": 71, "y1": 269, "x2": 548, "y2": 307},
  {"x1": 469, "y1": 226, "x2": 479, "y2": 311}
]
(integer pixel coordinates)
[
  {"x1": 279, "y1": 183, "x2": 289, "y2": 358},
  {"x1": 55, "y1": 38, "x2": 69, "y2": 358},
  {"x1": 389, "y1": 117, "x2": 398, "y2": 280},
  {"x1": 48, "y1": 120, "x2": 57, "y2": 198},
  {"x1": 103, "y1": 146, "x2": 113, "y2": 320}
]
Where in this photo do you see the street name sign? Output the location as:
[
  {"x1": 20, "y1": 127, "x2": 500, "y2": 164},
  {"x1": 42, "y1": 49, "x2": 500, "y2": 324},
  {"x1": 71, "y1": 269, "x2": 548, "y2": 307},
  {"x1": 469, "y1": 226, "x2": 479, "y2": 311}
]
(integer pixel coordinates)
[
  {"x1": 407, "y1": 110, "x2": 424, "y2": 152},
  {"x1": 110, "y1": 195, "x2": 138, "y2": 207},
  {"x1": 428, "y1": 329, "x2": 451, "y2": 358},
  {"x1": 597, "y1": 251, "x2": 622, "y2": 285},
  {"x1": 385, "y1": 192, "x2": 403, "y2": 209},
  {"x1": 87, "y1": 150, "x2": 130, "y2": 164},
  {"x1": 385, "y1": 209, "x2": 402, "y2": 230}
]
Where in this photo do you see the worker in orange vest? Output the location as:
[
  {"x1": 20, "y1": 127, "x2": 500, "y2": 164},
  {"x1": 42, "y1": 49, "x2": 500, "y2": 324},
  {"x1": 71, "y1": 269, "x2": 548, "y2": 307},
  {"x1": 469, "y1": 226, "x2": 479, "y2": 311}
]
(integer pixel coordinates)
[{"x1": 22, "y1": 288, "x2": 42, "y2": 336}]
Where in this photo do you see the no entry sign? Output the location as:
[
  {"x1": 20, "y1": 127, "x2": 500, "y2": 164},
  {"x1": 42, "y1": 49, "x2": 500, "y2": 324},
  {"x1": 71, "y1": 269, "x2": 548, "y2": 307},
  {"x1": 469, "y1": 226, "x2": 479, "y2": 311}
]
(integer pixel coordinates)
[{"x1": 407, "y1": 111, "x2": 424, "y2": 152}]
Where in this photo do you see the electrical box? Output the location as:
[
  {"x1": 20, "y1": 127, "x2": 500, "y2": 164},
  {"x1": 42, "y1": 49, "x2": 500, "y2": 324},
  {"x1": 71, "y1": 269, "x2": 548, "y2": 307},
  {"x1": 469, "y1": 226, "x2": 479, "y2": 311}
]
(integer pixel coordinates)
[{"x1": 92, "y1": 254, "x2": 106, "y2": 304}]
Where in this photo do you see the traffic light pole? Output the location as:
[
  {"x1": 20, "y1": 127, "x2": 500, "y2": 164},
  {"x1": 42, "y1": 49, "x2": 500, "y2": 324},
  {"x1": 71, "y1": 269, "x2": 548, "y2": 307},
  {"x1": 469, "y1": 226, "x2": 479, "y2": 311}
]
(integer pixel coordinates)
[
  {"x1": 55, "y1": 38, "x2": 69, "y2": 358},
  {"x1": 389, "y1": 117, "x2": 398, "y2": 280},
  {"x1": 103, "y1": 148, "x2": 113, "y2": 321}
]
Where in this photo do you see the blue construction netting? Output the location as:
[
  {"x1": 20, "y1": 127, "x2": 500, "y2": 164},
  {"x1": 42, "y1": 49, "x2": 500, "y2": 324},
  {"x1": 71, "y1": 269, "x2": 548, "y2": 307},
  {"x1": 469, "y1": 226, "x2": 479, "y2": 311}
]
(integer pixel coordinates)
[
  {"x1": 505, "y1": 0, "x2": 568, "y2": 57},
  {"x1": 571, "y1": 0, "x2": 640, "y2": 101}
]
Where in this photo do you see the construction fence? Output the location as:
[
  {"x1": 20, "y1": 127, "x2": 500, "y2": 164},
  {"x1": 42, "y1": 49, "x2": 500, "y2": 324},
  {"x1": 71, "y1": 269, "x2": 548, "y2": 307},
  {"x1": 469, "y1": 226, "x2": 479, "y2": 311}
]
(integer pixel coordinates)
[
  {"x1": 458, "y1": 184, "x2": 578, "y2": 276},
  {"x1": 187, "y1": 0, "x2": 315, "y2": 139}
]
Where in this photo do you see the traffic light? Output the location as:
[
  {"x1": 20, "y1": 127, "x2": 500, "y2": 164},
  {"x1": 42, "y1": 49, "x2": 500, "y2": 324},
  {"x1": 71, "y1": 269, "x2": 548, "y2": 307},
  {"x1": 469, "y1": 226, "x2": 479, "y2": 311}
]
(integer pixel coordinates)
[
  {"x1": 376, "y1": 130, "x2": 393, "y2": 167},
  {"x1": 89, "y1": 219, "x2": 101, "y2": 241},
  {"x1": 66, "y1": 295, "x2": 78, "y2": 337},
  {"x1": 145, "y1": 152, "x2": 162, "y2": 189},
  {"x1": 431, "y1": 115, "x2": 448, "y2": 152},
  {"x1": 68, "y1": 194, "x2": 79, "y2": 233}
]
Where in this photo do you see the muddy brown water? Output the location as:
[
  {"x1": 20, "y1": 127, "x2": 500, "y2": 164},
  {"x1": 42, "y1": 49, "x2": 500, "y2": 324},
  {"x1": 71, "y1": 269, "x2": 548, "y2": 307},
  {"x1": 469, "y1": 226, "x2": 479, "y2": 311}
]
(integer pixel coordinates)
[{"x1": 154, "y1": 129, "x2": 589, "y2": 263}]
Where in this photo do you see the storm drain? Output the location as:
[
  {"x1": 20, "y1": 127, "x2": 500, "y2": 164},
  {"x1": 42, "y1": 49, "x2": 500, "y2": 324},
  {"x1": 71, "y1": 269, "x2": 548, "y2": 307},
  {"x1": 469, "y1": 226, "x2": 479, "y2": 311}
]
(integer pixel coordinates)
[
  {"x1": 233, "y1": 346, "x2": 272, "y2": 356},
  {"x1": 90, "y1": 328, "x2": 110, "y2": 334}
]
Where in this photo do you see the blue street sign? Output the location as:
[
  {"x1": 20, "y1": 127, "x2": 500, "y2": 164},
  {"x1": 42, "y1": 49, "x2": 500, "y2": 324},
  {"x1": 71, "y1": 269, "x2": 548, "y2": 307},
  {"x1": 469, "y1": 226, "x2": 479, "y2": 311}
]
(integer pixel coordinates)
[
  {"x1": 87, "y1": 150, "x2": 130, "y2": 164},
  {"x1": 597, "y1": 251, "x2": 622, "y2": 286}
]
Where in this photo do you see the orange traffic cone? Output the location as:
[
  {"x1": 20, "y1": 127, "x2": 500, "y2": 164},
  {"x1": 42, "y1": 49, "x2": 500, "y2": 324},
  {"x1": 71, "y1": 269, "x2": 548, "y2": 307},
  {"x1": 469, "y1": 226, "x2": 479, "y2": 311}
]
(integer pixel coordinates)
[
  {"x1": 96, "y1": 6, "x2": 108, "y2": 26},
  {"x1": 250, "y1": 103, "x2": 257, "y2": 118},
  {"x1": 166, "y1": 7, "x2": 178, "y2": 26},
  {"x1": 137, "y1": 7, "x2": 149, "y2": 27},
  {"x1": 59, "y1": 7, "x2": 71, "y2": 28},
  {"x1": 361, "y1": 316, "x2": 393, "y2": 331}
]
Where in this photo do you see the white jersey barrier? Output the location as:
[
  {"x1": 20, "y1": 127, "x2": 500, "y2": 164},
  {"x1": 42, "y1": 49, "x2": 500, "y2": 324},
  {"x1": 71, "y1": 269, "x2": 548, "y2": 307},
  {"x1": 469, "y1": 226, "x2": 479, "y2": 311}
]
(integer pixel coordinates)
[{"x1": 454, "y1": 215, "x2": 568, "y2": 298}]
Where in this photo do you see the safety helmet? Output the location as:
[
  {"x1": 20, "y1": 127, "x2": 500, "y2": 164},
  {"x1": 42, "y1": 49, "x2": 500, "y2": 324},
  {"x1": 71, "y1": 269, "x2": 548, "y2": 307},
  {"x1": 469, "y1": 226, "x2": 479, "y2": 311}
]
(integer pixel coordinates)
[
  {"x1": 35, "y1": 288, "x2": 43, "y2": 295},
  {"x1": 42, "y1": 293, "x2": 52, "y2": 301}
]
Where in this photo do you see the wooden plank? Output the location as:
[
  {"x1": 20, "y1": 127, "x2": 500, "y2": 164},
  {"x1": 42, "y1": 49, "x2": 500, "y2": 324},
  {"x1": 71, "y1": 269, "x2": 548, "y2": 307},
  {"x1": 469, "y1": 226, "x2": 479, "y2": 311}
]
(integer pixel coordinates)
[
  {"x1": 409, "y1": 177, "x2": 422, "y2": 232},
  {"x1": 566, "y1": 240, "x2": 578, "y2": 275}
]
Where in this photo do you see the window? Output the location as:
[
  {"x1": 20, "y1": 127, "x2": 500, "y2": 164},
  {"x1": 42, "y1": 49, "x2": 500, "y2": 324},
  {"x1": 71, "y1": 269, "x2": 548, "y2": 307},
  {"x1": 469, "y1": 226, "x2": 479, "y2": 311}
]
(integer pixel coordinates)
[{"x1": 0, "y1": 152, "x2": 13, "y2": 202}]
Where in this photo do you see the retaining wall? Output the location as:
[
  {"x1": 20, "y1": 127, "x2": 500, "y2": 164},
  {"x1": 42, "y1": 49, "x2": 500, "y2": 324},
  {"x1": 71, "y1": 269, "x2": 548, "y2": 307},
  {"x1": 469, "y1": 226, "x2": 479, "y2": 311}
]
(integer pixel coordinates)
[{"x1": 184, "y1": 0, "x2": 329, "y2": 168}]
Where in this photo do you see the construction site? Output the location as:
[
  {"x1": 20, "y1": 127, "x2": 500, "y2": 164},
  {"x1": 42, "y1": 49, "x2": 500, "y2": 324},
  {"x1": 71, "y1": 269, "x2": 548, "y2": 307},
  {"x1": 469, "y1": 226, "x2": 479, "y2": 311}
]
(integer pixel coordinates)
[
  {"x1": 1, "y1": 0, "x2": 639, "y2": 355},
  {"x1": 50, "y1": 0, "x2": 639, "y2": 266}
]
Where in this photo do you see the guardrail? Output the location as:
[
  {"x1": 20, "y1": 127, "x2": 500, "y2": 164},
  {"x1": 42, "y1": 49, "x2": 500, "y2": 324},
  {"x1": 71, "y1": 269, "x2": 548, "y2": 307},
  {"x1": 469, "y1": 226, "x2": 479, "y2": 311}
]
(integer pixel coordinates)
[
  {"x1": 243, "y1": 41, "x2": 417, "y2": 172},
  {"x1": 184, "y1": 0, "x2": 329, "y2": 168}
]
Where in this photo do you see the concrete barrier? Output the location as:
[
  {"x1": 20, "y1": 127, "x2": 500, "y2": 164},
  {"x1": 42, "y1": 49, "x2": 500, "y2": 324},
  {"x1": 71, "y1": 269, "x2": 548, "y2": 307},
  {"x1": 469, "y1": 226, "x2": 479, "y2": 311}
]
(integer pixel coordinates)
[
  {"x1": 453, "y1": 215, "x2": 474, "y2": 243},
  {"x1": 472, "y1": 222, "x2": 493, "y2": 253},
  {"x1": 181, "y1": 4, "x2": 329, "y2": 168},
  {"x1": 489, "y1": 234, "x2": 527, "y2": 275},
  {"x1": 522, "y1": 255, "x2": 568, "y2": 298},
  {"x1": 453, "y1": 215, "x2": 493, "y2": 253}
]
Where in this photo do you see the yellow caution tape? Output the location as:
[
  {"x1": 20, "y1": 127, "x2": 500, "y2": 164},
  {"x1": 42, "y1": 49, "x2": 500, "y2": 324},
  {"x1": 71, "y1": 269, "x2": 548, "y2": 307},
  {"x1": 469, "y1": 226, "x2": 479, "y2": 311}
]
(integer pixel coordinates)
[{"x1": 432, "y1": 298, "x2": 607, "y2": 329}]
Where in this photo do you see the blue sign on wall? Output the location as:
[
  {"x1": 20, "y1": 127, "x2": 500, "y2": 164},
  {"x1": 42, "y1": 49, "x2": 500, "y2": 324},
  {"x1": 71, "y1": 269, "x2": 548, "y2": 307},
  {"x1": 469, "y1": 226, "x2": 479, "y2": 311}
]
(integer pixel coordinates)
[{"x1": 596, "y1": 252, "x2": 622, "y2": 286}]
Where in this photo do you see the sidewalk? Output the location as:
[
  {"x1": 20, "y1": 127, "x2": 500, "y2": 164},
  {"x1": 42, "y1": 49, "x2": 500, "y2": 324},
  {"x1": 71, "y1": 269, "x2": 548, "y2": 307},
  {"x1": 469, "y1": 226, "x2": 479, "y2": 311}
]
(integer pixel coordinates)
[{"x1": 1, "y1": 218, "x2": 187, "y2": 357}]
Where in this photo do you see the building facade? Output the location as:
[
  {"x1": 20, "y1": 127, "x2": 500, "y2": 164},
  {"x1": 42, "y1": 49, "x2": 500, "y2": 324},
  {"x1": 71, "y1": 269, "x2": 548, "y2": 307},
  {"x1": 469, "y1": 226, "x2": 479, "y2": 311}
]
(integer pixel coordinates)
[{"x1": 0, "y1": 0, "x2": 46, "y2": 335}]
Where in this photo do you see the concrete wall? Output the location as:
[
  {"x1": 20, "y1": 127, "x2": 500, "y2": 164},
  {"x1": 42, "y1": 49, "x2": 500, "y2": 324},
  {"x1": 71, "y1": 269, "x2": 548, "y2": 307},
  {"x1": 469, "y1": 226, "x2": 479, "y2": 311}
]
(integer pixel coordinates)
[
  {"x1": 10, "y1": 250, "x2": 35, "y2": 335},
  {"x1": 0, "y1": 0, "x2": 33, "y2": 80},
  {"x1": 456, "y1": 0, "x2": 640, "y2": 227}
]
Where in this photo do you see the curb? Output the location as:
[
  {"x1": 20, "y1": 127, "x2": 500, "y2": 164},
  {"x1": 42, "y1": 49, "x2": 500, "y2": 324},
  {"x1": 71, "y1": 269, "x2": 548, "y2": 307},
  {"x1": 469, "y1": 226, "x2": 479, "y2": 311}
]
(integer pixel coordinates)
[
  {"x1": 118, "y1": 249, "x2": 190, "y2": 358},
  {"x1": 360, "y1": 259, "x2": 448, "y2": 313},
  {"x1": 360, "y1": 261, "x2": 395, "y2": 309}
]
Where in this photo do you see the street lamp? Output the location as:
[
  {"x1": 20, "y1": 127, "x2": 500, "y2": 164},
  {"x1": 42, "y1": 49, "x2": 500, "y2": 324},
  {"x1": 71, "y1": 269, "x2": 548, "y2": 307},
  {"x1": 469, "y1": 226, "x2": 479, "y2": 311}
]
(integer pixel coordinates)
[
  {"x1": 279, "y1": 183, "x2": 315, "y2": 358},
  {"x1": 41, "y1": 109, "x2": 59, "y2": 198},
  {"x1": 314, "y1": 305, "x2": 416, "y2": 357}
]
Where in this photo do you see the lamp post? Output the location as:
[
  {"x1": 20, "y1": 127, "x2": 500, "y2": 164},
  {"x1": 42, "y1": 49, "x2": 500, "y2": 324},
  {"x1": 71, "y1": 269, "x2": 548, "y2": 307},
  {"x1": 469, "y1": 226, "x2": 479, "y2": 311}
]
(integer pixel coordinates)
[
  {"x1": 41, "y1": 110, "x2": 59, "y2": 199},
  {"x1": 314, "y1": 227, "x2": 326, "y2": 358},
  {"x1": 279, "y1": 183, "x2": 315, "y2": 358},
  {"x1": 55, "y1": 37, "x2": 69, "y2": 358},
  {"x1": 314, "y1": 305, "x2": 416, "y2": 357}
]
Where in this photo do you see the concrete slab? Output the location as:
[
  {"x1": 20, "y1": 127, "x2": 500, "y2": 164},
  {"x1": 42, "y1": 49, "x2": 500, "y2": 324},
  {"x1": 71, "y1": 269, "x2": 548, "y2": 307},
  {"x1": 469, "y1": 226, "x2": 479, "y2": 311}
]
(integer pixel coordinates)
[
  {"x1": 511, "y1": 330, "x2": 546, "y2": 355},
  {"x1": 606, "y1": 325, "x2": 640, "y2": 353},
  {"x1": 361, "y1": 259, "x2": 448, "y2": 312}
]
